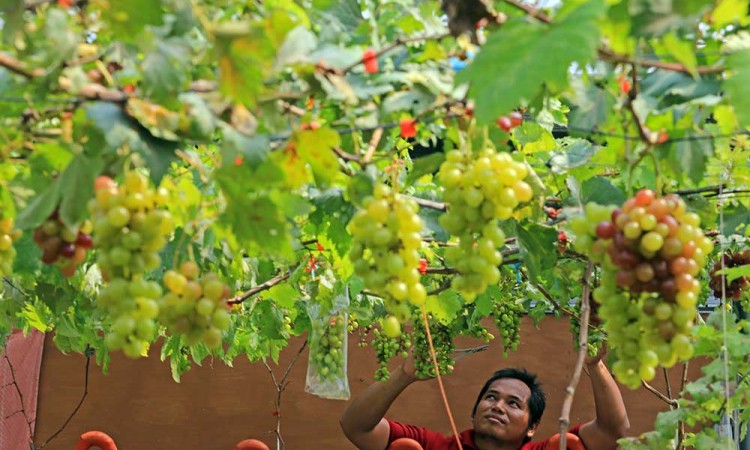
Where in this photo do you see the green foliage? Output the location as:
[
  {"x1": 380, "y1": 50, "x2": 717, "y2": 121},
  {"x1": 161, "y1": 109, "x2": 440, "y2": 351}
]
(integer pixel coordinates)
[{"x1": 1, "y1": 0, "x2": 750, "y2": 443}]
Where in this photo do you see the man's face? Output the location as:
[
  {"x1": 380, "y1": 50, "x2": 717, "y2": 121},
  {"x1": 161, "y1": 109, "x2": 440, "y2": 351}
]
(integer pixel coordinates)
[{"x1": 472, "y1": 378, "x2": 536, "y2": 445}]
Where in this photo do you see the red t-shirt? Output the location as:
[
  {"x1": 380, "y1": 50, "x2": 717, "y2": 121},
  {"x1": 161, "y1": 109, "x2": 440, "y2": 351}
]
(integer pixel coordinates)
[{"x1": 387, "y1": 419, "x2": 585, "y2": 450}]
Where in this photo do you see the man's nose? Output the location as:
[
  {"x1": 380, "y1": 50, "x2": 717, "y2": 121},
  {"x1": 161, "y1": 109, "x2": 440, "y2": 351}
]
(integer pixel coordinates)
[{"x1": 491, "y1": 399, "x2": 508, "y2": 413}]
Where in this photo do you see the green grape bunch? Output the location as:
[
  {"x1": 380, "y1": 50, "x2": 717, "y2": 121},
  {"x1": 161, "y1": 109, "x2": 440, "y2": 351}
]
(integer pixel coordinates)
[
  {"x1": 572, "y1": 190, "x2": 713, "y2": 389},
  {"x1": 372, "y1": 323, "x2": 412, "y2": 381},
  {"x1": 348, "y1": 183, "x2": 427, "y2": 320},
  {"x1": 437, "y1": 149, "x2": 534, "y2": 302},
  {"x1": 89, "y1": 172, "x2": 173, "y2": 281},
  {"x1": 98, "y1": 277, "x2": 163, "y2": 359},
  {"x1": 311, "y1": 313, "x2": 347, "y2": 381},
  {"x1": 159, "y1": 261, "x2": 232, "y2": 349},
  {"x1": 411, "y1": 314, "x2": 455, "y2": 379},
  {"x1": 0, "y1": 217, "x2": 22, "y2": 276},
  {"x1": 493, "y1": 298, "x2": 523, "y2": 353}
]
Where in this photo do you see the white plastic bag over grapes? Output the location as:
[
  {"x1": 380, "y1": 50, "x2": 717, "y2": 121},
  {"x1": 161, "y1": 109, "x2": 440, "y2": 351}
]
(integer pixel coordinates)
[{"x1": 304, "y1": 286, "x2": 351, "y2": 400}]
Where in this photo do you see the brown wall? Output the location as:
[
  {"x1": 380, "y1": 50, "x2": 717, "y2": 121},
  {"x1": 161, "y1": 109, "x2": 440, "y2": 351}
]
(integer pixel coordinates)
[{"x1": 33, "y1": 316, "x2": 699, "y2": 450}]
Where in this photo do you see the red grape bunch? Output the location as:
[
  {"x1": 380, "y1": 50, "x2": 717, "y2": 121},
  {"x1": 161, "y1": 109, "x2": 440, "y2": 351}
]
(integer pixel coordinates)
[
  {"x1": 32, "y1": 210, "x2": 93, "y2": 277},
  {"x1": 708, "y1": 250, "x2": 750, "y2": 301},
  {"x1": 159, "y1": 261, "x2": 232, "y2": 349},
  {"x1": 437, "y1": 149, "x2": 533, "y2": 302},
  {"x1": 348, "y1": 183, "x2": 427, "y2": 320},
  {"x1": 582, "y1": 190, "x2": 713, "y2": 388},
  {"x1": 88, "y1": 172, "x2": 173, "y2": 281},
  {"x1": 0, "y1": 217, "x2": 22, "y2": 276}
]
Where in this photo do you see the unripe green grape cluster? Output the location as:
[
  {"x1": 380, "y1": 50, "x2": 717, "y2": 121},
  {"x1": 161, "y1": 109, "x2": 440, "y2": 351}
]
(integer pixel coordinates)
[
  {"x1": 32, "y1": 210, "x2": 93, "y2": 278},
  {"x1": 311, "y1": 314, "x2": 347, "y2": 381},
  {"x1": 88, "y1": 172, "x2": 173, "y2": 281},
  {"x1": 411, "y1": 314, "x2": 455, "y2": 379},
  {"x1": 372, "y1": 326, "x2": 411, "y2": 381},
  {"x1": 437, "y1": 149, "x2": 533, "y2": 301},
  {"x1": 493, "y1": 299, "x2": 523, "y2": 353},
  {"x1": 572, "y1": 191, "x2": 713, "y2": 389},
  {"x1": 348, "y1": 183, "x2": 427, "y2": 319},
  {"x1": 0, "y1": 217, "x2": 22, "y2": 276},
  {"x1": 159, "y1": 261, "x2": 232, "y2": 349},
  {"x1": 98, "y1": 277, "x2": 163, "y2": 359}
]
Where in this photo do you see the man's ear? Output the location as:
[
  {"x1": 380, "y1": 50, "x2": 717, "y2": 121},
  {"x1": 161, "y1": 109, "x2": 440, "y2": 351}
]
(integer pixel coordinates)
[{"x1": 526, "y1": 422, "x2": 539, "y2": 438}]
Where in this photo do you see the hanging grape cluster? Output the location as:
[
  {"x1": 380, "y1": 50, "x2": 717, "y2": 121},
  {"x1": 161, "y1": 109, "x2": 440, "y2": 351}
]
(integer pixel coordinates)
[
  {"x1": 90, "y1": 171, "x2": 174, "y2": 358},
  {"x1": 493, "y1": 298, "x2": 523, "y2": 353},
  {"x1": 98, "y1": 277, "x2": 163, "y2": 358},
  {"x1": 437, "y1": 149, "x2": 533, "y2": 301},
  {"x1": 159, "y1": 261, "x2": 232, "y2": 349},
  {"x1": 372, "y1": 326, "x2": 411, "y2": 381},
  {"x1": 32, "y1": 210, "x2": 93, "y2": 277},
  {"x1": 310, "y1": 313, "x2": 347, "y2": 381},
  {"x1": 348, "y1": 183, "x2": 426, "y2": 320},
  {"x1": 572, "y1": 191, "x2": 713, "y2": 388},
  {"x1": 89, "y1": 172, "x2": 172, "y2": 281},
  {"x1": 0, "y1": 217, "x2": 21, "y2": 276},
  {"x1": 411, "y1": 314, "x2": 455, "y2": 379},
  {"x1": 708, "y1": 250, "x2": 750, "y2": 300}
]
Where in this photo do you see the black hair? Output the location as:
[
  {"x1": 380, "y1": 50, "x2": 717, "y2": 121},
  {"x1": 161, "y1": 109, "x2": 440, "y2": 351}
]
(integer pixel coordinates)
[{"x1": 471, "y1": 368, "x2": 546, "y2": 443}]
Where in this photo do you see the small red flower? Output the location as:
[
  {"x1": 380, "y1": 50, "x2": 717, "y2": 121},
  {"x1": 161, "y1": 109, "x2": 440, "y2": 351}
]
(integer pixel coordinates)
[
  {"x1": 558, "y1": 230, "x2": 568, "y2": 243},
  {"x1": 418, "y1": 258, "x2": 427, "y2": 275},
  {"x1": 234, "y1": 156, "x2": 243, "y2": 166},
  {"x1": 509, "y1": 111, "x2": 523, "y2": 128},
  {"x1": 301, "y1": 121, "x2": 320, "y2": 131},
  {"x1": 399, "y1": 118, "x2": 417, "y2": 138},
  {"x1": 58, "y1": 0, "x2": 73, "y2": 7},
  {"x1": 617, "y1": 75, "x2": 631, "y2": 95},
  {"x1": 123, "y1": 84, "x2": 135, "y2": 94},
  {"x1": 657, "y1": 132, "x2": 669, "y2": 144},
  {"x1": 316, "y1": 242, "x2": 325, "y2": 252},
  {"x1": 362, "y1": 49, "x2": 378, "y2": 74}
]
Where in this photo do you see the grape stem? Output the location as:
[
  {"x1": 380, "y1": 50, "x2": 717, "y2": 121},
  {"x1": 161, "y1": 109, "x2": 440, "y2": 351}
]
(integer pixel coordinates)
[
  {"x1": 558, "y1": 261, "x2": 593, "y2": 450},
  {"x1": 260, "y1": 339, "x2": 308, "y2": 450},
  {"x1": 534, "y1": 282, "x2": 598, "y2": 331},
  {"x1": 227, "y1": 272, "x2": 291, "y2": 305},
  {"x1": 640, "y1": 380, "x2": 677, "y2": 408},
  {"x1": 362, "y1": 128, "x2": 384, "y2": 165}
]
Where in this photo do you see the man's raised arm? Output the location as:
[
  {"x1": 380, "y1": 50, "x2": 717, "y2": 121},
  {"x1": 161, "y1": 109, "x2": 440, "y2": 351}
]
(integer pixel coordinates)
[
  {"x1": 577, "y1": 356, "x2": 630, "y2": 450},
  {"x1": 340, "y1": 363, "x2": 420, "y2": 450}
]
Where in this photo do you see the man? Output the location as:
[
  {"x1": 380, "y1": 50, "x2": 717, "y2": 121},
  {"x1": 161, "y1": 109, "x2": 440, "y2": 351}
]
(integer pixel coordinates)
[{"x1": 340, "y1": 348, "x2": 629, "y2": 450}]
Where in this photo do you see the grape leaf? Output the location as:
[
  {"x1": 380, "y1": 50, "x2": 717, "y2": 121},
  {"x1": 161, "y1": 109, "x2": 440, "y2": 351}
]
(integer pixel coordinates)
[
  {"x1": 267, "y1": 284, "x2": 300, "y2": 309},
  {"x1": 215, "y1": 25, "x2": 275, "y2": 107},
  {"x1": 295, "y1": 127, "x2": 341, "y2": 185},
  {"x1": 568, "y1": 83, "x2": 613, "y2": 134},
  {"x1": 457, "y1": 0, "x2": 605, "y2": 123},
  {"x1": 671, "y1": 134, "x2": 712, "y2": 184},
  {"x1": 15, "y1": 178, "x2": 61, "y2": 230},
  {"x1": 100, "y1": 0, "x2": 164, "y2": 41},
  {"x1": 58, "y1": 154, "x2": 104, "y2": 229},
  {"x1": 581, "y1": 176, "x2": 626, "y2": 206},
  {"x1": 515, "y1": 221, "x2": 558, "y2": 283},
  {"x1": 425, "y1": 290, "x2": 462, "y2": 324},
  {"x1": 724, "y1": 50, "x2": 750, "y2": 127}
]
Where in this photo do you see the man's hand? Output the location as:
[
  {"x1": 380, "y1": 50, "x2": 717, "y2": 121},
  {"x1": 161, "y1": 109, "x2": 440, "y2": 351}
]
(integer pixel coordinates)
[{"x1": 584, "y1": 343, "x2": 607, "y2": 367}]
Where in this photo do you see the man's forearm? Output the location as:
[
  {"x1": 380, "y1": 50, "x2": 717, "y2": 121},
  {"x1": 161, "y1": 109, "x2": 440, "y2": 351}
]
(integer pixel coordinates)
[
  {"x1": 340, "y1": 364, "x2": 416, "y2": 434},
  {"x1": 588, "y1": 360, "x2": 630, "y2": 437}
]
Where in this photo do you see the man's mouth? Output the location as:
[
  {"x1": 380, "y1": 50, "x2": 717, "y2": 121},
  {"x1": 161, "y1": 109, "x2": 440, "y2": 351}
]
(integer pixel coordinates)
[{"x1": 484, "y1": 414, "x2": 508, "y2": 425}]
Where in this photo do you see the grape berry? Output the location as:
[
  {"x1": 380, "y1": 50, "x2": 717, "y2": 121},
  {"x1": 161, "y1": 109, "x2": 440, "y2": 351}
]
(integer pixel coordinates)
[
  {"x1": 32, "y1": 210, "x2": 93, "y2": 277},
  {"x1": 0, "y1": 217, "x2": 22, "y2": 276}
]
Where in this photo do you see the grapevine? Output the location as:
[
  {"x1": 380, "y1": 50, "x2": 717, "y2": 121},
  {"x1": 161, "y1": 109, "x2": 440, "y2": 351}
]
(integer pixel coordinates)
[
  {"x1": 32, "y1": 209, "x2": 93, "y2": 277},
  {"x1": 159, "y1": 261, "x2": 232, "y2": 349},
  {"x1": 438, "y1": 149, "x2": 533, "y2": 301},
  {"x1": 411, "y1": 314, "x2": 455, "y2": 379},
  {"x1": 348, "y1": 183, "x2": 426, "y2": 320},
  {"x1": 0, "y1": 217, "x2": 22, "y2": 277}
]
